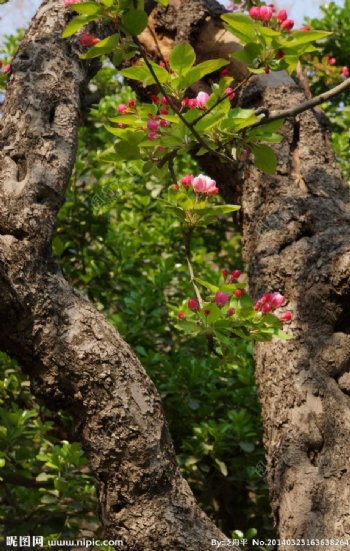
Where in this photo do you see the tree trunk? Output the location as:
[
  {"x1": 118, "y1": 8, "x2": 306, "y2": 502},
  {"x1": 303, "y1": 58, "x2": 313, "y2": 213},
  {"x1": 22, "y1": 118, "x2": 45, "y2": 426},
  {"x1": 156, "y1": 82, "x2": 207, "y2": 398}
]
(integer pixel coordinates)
[
  {"x1": 142, "y1": 1, "x2": 350, "y2": 547},
  {"x1": 0, "y1": 2, "x2": 227, "y2": 549}
]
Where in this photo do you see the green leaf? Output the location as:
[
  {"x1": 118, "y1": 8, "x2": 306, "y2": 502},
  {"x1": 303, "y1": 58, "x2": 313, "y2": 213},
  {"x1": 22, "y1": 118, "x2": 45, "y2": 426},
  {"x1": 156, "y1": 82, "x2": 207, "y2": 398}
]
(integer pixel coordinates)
[
  {"x1": 81, "y1": 33, "x2": 120, "y2": 59},
  {"x1": 122, "y1": 9, "x2": 149, "y2": 36},
  {"x1": 175, "y1": 320, "x2": 200, "y2": 333},
  {"x1": 61, "y1": 14, "x2": 97, "y2": 38},
  {"x1": 251, "y1": 144, "x2": 277, "y2": 175},
  {"x1": 275, "y1": 329, "x2": 294, "y2": 340},
  {"x1": 221, "y1": 13, "x2": 257, "y2": 44},
  {"x1": 114, "y1": 140, "x2": 141, "y2": 160},
  {"x1": 36, "y1": 472, "x2": 53, "y2": 482},
  {"x1": 156, "y1": 0, "x2": 169, "y2": 4},
  {"x1": 195, "y1": 278, "x2": 219, "y2": 293},
  {"x1": 169, "y1": 43, "x2": 196, "y2": 75},
  {"x1": 71, "y1": 2, "x2": 102, "y2": 15},
  {"x1": 195, "y1": 204, "x2": 240, "y2": 216},
  {"x1": 100, "y1": 0, "x2": 113, "y2": 5},
  {"x1": 280, "y1": 30, "x2": 332, "y2": 48},
  {"x1": 180, "y1": 59, "x2": 229, "y2": 88},
  {"x1": 231, "y1": 42, "x2": 262, "y2": 65},
  {"x1": 120, "y1": 64, "x2": 151, "y2": 81},
  {"x1": 0, "y1": 458, "x2": 5, "y2": 468}
]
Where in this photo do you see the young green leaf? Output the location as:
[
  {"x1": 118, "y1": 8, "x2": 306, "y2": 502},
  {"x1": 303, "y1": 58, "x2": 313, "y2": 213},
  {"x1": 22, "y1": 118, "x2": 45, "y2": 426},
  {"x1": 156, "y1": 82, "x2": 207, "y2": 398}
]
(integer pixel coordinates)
[
  {"x1": 251, "y1": 144, "x2": 277, "y2": 175},
  {"x1": 169, "y1": 43, "x2": 196, "y2": 75},
  {"x1": 81, "y1": 33, "x2": 120, "y2": 59},
  {"x1": 71, "y1": 2, "x2": 103, "y2": 15},
  {"x1": 62, "y1": 14, "x2": 97, "y2": 38},
  {"x1": 221, "y1": 13, "x2": 257, "y2": 44},
  {"x1": 121, "y1": 9, "x2": 149, "y2": 36}
]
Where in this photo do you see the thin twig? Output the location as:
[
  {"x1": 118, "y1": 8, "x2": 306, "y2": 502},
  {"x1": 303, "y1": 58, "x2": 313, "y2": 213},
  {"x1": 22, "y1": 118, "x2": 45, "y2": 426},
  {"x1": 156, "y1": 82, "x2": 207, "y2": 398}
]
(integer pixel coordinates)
[
  {"x1": 190, "y1": 73, "x2": 253, "y2": 127},
  {"x1": 184, "y1": 227, "x2": 203, "y2": 308},
  {"x1": 249, "y1": 76, "x2": 350, "y2": 129}
]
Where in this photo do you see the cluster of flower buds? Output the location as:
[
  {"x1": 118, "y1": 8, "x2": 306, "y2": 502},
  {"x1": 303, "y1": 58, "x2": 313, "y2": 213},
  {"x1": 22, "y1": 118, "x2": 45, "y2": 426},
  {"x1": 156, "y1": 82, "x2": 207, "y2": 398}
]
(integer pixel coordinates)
[
  {"x1": 222, "y1": 268, "x2": 241, "y2": 284},
  {"x1": 176, "y1": 174, "x2": 219, "y2": 195},
  {"x1": 254, "y1": 291, "x2": 292, "y2": 322},
  {"x1": 182, "y1": 91, "x2": 210, "y2": 109},
  {"x1": 116, "y1": 99, "x2": 136, "y2": 113},
  {"x1": 80, "y1": 33, "x2": 100, "y2": 47},
  {"x1": 248, "y1": 5, "x2": 295, "y2": 32}
]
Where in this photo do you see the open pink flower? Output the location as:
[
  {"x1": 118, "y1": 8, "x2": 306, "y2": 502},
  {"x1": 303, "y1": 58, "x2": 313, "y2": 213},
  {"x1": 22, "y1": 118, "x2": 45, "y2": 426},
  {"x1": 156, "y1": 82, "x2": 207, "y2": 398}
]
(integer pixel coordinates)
[
  {"x1": 196, "y1": 91, "x2": 210, "y2": 108},
  {"x1": 192, "y1": 174, "x2": 219, "y2": 195},
  {"x1": 270, "y1": 292, "x2": 285, "y2": 308}
]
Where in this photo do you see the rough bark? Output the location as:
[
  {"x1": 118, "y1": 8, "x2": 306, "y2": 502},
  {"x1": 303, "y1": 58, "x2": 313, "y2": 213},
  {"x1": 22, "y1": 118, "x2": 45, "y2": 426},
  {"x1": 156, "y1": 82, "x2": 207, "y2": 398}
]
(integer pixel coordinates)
[
  {"x1": 0, "y1": 2, "x2": 227, "y2": 549},
  {"x1": 141, "y1": 2, "x2": 350, "y2": 548}
]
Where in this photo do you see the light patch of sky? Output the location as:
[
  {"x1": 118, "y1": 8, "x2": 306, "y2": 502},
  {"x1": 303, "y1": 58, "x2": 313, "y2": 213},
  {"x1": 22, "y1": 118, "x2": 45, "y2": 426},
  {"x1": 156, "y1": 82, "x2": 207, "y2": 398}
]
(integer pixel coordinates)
[{"x1": 0, "y1": 0, "x2": 345, "y2": 45}]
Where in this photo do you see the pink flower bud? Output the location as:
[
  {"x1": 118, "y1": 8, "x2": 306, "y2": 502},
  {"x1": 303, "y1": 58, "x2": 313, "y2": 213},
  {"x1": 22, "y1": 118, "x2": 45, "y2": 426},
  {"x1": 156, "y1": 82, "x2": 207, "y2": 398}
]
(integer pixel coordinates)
[
  {"x1": 204, "y1": 309, "x2": 210, "y2": 316},
  {"x1": 147, "y1": 119, "x2": 158, "y2": 131},
  {"x1": 326, "y1": 56, "x2": 337, "y2": 65},
  {"x1": 276, "y1": 9, "x2": 288, "y2": 23},
  {"x1": 196, "y1": 91, "x2": 210, "y2": 108},
  {"x1": 151, "y1": 95, "x2": 159, "y2": 103},
  {"x1": 92, "y1": 38, "x2": 100, "y2": 45},
  {"x1": 188, "y1": 298, "x2": 200, "y2": 311},
  {"x1": 3, "y1": 63, "x2": 11, "y2": 74},
  {"x1": 117, "y1": 103, "x2": 127, "y2": 113},
  {"x1": 280, "y1": 311, "x2": 292, "y2": 322},
  {"x1": 178, "y1": 312, "x2": 186, "y2": 320},
  {"x1": 188, "y1": 98, "x2": 198, "y2": 108},
  {"x1": 222, "y1": 269, "x2": 229, "y2": 279},
  {"x1": 262, "y1": 303, "x2": 272, "y2": 313},
  {"x1": 160, "y1": 108, "x2": 168, "y2": 115},
  {"x1": 282, "y1": 19, "x2": 294, "y2": 31},
  {"x1": 128, "y1": 99, "x2": 136, "y2": 108},
  {"x1": 259, "y1": 6, "x2": 273, "y2": 21},
  {"x1": 227, "y1": 307, "x2": 235, "y2": 316},
  {"x1": 64, "y1": 0, "x2": 79, "y2": 6},
  {"x1": 172, "y1": 183, "x2": 180, "y2": 190},
  {"x1": 249, "y1": 6, "x2": 261, "y2": 19},
  {"x1": 80, "y1": 33, "x2": 95, "y2": 46},
  {"x1": 147, "y1": 131, "x2": 158, "y2": 140},
  {"x1": 300, "y1": 26, "x2": 310, "y2": 31},
  {"x1": 160, "y1": 119, "x2": 170, "y2": 127},
  {"x1": 181, "y1": 174, "x2": 194, "y2": 187},
  {"x1": 224, "y1": 87, "x2": 236, "y2": 101},
  {"x1": 161, "y1": 96, "x2": 168, "y2": 105},
  {"x1": 215, "y1": 291, "x2": 230, "y2": 306},
  {"x1": 342, "y1": 66, "x2": 350, "y2": 77},
  {"x1": 221, "y1": 68, "x2": 230, "y2": 77},
  {"x1": 231, "y1": 269, "x2": 241, "y2": 280},
  {"x1": 235, "y1": 289, "x2": 242, "y2": 298}
]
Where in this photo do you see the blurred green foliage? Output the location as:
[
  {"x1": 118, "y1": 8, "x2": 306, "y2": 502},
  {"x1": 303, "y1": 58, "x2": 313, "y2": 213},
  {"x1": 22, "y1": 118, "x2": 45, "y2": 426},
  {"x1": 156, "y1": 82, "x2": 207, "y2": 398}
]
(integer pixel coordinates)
[{"x1": 1, "y1": 2, "x2": 349, "y2": 547}]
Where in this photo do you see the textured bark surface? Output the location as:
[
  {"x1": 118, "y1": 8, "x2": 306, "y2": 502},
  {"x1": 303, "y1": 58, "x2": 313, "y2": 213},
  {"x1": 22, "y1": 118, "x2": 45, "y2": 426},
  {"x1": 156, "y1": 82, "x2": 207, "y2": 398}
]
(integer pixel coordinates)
[
  {"x1": 142, "y1": 1, "x2": 350, "y2": 548},
  {"x1": 241, "y1": 77, "x2": 350, "y2": 549},
  {"x1": 0, "y1": 2, "x2": 227, "y2": 549}
]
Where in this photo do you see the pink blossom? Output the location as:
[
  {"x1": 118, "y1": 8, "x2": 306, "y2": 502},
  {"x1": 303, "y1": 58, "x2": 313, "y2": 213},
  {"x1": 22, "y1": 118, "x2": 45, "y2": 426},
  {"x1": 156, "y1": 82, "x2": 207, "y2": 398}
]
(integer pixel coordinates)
[
  {"x1": 342, "y1": 66, "x2": 350, "y2": 77},
  {"x1": 227, "y1": 307, "x2": 235, "y2": 316},
  {"x1": 231, "y1": 269, "x2": 241, "y2": 280},
  {"x1": 161, "y1": 96, "x2": 168, "y2": 105},
  {"x1": 188, "y1": 298, "x2": 200, "y2": 311},
  {"x1": 196, "y1": 91, "x2": 210, "y2": 108},
  {"x1": 326, "y1": 56, "x2": 337, "y2": 65},
  {"x1": 215, "y1": 291, "x2": 230, "y2": 306},
  {"x1": 259, "y1": 6, "x2": 273, "y2": 21},
  {"x1": 249, "y1": 6, "x2": 261, "y2": 19},
  {"x1": 282, "y1": 19, "x2": 294, "y2": 31},
  {"x1": 178, "y1": 312, "x2": 186, "y2": 320},
  {"x1": 276, "y1": 9, "x2": 288, "y2": 23},
  {"x1": 270, "y1": 292, "x2": 285, "y2": 308},
  {"x1": 117, "y1": 103, "x2": 127, "y2": 113},
  {"x1": 262, "y1": 303, "x2": 272, "y2": 313},
  {"x1": 64, "y1": 0, "x2": 79, "y2": 6},
  {"x1": 160, "y1": 119, "x2": 170, "y2": 127},
  {"x1": 160, "y1": 108, "x2": 168, "y2": 115},
  {"x1": 3, "y1": 64, "x2": 11, "y2": 74},
  {"x1": 280, "y1": 311, "x2": 292, "y2": 322},
  {"x1": 192, "y1": 174, "x2": 219, "y2": 195},
  {"x1": 300, "y1": 26, "x2": 310, "y2": 31},
  {"x1": 181, "y1": 174, "x2": 194, "y2": 187},
  {"x1": 226, "y1": 1, "x2": 235, "y2": 11},
  {"x1": 235, "y1": 289, "x2": 242, "y2": 298},
  {"x1": 147, "y1": 119, "x2": 158, "y2": 131}
]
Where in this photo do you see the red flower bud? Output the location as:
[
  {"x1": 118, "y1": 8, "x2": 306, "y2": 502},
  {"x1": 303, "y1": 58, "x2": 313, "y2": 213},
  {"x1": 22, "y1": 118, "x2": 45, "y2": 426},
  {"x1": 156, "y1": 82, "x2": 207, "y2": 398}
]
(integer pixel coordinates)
[
  {"x1": 276, "y1": 9, "x2": 288, "y2": 23},
  {"x1": 188, "y1": 298, "x2": 200, "y2": 311},
  {"x1": 282, "y1": 19, "x2": 294, "y2": 32},
  {"x1": 227, "y1": 307, "x2": 235, "y2": 316},
  {"x1": 178, "y1": 312, "x2": 185, "y2": 320},
  {"x1": 235, "y1": 289, "x2": 242, "y2": 298},
  {"x1": 280, "y1": 311, "x2": 292, "y2": 322}
]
